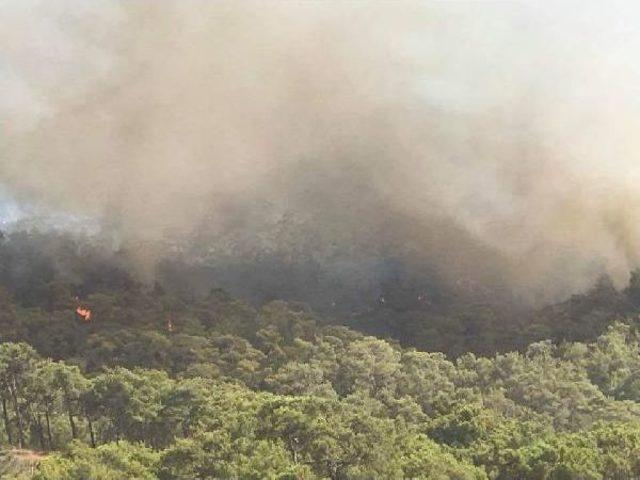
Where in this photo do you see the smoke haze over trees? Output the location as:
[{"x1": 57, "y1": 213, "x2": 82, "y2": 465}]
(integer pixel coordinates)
[
  {"x1": 1, "y1": 233, "x2": 640, "y2": 478},
  {"x1": 4, "y1": 1, "x2": 640, "y2": 304},
  {"x1": 5, "y1": 2, "x2": 640, "y2": 478}
]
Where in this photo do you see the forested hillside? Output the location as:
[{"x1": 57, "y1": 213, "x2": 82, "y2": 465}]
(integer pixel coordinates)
[
  {"x1": 6, "y1": 0, "x2": 640, "y2": 478},
  {"x1": 2, "y1": 232, "x2": 640, "y2": 479}
]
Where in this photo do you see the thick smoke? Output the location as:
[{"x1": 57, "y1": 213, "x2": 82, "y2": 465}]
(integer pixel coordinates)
[{"x1": 2, "y1": 1, "x2": 640, "y2": 304}]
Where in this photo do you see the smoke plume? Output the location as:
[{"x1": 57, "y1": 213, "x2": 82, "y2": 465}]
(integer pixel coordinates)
[{"x1": 2, "y1": 1, "x2": 640, "y2": 304}]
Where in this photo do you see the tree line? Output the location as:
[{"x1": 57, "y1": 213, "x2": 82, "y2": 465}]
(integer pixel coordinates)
[
  {"x1": 2, "y1": 293, "x2": 640, "y2": 477},
  {"x1": 2, "y1": 232, "x2": 640, "y2": 478}
]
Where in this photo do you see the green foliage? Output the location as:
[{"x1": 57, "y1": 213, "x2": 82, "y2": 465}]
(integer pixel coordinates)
[
  {"x1": 34, "y1": 441, "x2": 159, "y2": 480},
  {"x1": 3, "y1": 239, "x2": 640, "y2": 478}
]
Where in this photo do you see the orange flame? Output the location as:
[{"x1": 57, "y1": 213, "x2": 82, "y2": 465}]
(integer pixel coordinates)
[{"x1": 76, "y1": 306, "x2": 92, "y2": 322}]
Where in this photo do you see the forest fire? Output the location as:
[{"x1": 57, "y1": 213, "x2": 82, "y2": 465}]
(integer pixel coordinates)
[
  {"x1": 73, "y1": 296, "x2": 92, "y2": 321},
  {"x1": 75, "y1": 306, "x2": 92, "y2": 322}
]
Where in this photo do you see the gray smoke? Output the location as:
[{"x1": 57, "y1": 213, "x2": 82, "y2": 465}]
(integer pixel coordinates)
[{"x1": 2, "y1": 1, "x2": 640, "y2": 304}]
